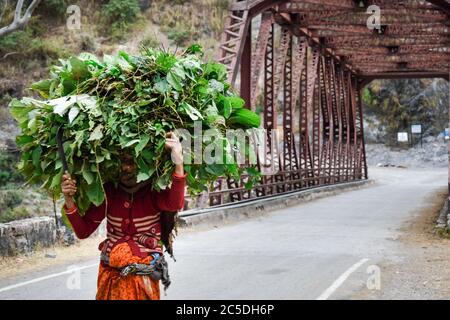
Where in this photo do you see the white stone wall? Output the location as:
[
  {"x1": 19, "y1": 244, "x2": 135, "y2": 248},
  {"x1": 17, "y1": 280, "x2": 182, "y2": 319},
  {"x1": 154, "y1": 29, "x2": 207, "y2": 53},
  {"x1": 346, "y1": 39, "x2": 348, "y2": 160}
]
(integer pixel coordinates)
[{"x1": 0, "y1": 216, "x2": 57, "y2": 256}]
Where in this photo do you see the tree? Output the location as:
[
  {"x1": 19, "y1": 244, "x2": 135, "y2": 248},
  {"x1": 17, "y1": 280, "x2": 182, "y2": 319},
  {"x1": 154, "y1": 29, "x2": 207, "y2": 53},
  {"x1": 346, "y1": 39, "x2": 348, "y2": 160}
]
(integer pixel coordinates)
[{"x1": 0, "y1": 0, "x2": 42, "y2": 38}]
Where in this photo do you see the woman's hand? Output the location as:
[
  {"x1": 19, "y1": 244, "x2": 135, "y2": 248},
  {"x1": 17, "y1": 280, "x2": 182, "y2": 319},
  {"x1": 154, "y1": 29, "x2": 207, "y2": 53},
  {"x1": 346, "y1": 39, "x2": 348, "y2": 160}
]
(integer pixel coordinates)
[
  {"x1": 165, "y1": 132, "x2": 183, "y2": 165},
  {"x1": 165, "y1": 132, "x2": 184, "y2": 176},
  {"x1": 61, "y1": 171, "x2": 77, "y2": 209}
]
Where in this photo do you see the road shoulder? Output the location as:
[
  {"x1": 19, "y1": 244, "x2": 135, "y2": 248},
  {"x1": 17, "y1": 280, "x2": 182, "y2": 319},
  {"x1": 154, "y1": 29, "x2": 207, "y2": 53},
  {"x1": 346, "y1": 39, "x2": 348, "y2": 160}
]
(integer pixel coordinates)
[{"x1": 353, "y1": 187, "x2": 450, "y2": 299}]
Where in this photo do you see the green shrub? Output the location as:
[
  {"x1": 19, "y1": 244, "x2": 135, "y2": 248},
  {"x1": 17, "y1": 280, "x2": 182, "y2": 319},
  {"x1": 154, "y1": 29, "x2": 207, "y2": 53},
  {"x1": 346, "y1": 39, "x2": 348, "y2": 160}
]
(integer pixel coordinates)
[
  {"x1": 0, "y1": 190, "x2": 25, "y2": 223},
  {"x1": 0, "y1": 207, "x2": 30, "y2": 224},
  {"x1": 101, "y1": 0, "x2": 141, "y2": 39},
  {"x1": 0, "y1": 190, "x2": 23, "y2": 209},
  {"x1": 0, "y1": 30, "x2": 34, "y2": 55},
  {"x1": 103, "y1": 0, "x2": 140, "y2": 23},
  {"x1": 0, "y1": 152, "x2": 23, "y2": 187},
  {"x1": 436, "y1": 226, "x2": 450, "y2": 239},
  {"x1": 0, "y1": 29, "x2": 65, "y2": 64},
  {"x1": 0, "y1": 189, "x2": 34, "y2": 223}
]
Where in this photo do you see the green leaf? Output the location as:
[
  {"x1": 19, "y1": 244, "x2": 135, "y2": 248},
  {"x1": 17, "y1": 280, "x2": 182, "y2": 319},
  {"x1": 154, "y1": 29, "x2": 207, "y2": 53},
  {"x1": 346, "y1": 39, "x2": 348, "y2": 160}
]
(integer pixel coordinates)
[
  {"x1": 50, "y1": 96, "x2": 74, "y2": 116},
  {"x1": 103, "y1": 54, "x2": 115, "y2": 65},
  {"x1": 185, "y1": 44, "x2": 203, "y2": 54},
  {"x1": 68, "y1": 106, "x2": 80, "y2": 123},
  {"x1": 205, "y1": 164, "x2": 224, "y2": 176},
  {"x1": 208, "y1": 79, "x2": 224, "y2": 95},
  {"x1": 246, "y1": 166, "x2": 260, "y2": 176},
  {"x1": 82, "y1": 168, "x2": 94, "y2": 185},
  {"x1": 86, "y1": 177, "x2": 105, "y2": 206},
  {"x1": 9, "y1": 99, "x2": 33, "y2": 124},
  {"x1": 55, "y1": 159, "x2": 62, "y2": 170},
  {"x1": 136, "y1": 171, "x2": 150, "y2": 183},
  {"x1": 156, "y1": 175, "x2": 169, "y2": 190},
  {"x1": 172, "y1": 65, "x2": 186, "y2": 80},
  {"x1": 27, "y1": 117, "x2": 37, "y2": 133},
  {"x1": 50, "y1": 169, "x2": 63, "y2": 190},
  {"x1": 78, "y1": 52, "x2": 101, "y2": 64},
  {"x1": 244, "y1": 181, "x2": 253, "y2": 190},
  {"x1": 138, "y1": 98, "x2": 157, "y2": 106},
  {"x1": 69, "y1": 57, "x2": 91, "y2": 80},
  {"x1": 226, "y1": 96, "x2": 245, "y2": 109},
  {"x1": 118, "y1": 50, "x2": 135, "y2": 68},
  {"x1": 32, "y1": 146, "x2": 42, "y2": 168},
  {"x1": 204, "y1": 63, "x2": 227, "y2": 81},
  {"x1": 179, "y1": 102, "x2": 203, "y2": 121},
  {"x1": 227, "y1": 108, "x2": 261, "y2": 129},
  {"x1": 135, "y1": 135, "x2": 150, "y2": 156},
  {"x1": 167, "y1": 71, "x2": 182, "y2": 91},
  {"x1": 31, "y1": 79, "x2": 52, "y2": 98},
  {"x1": 124, "y1": 139, "x2": 140, "y2": 148},
  {"x1": 156, "y1": 52, "x2": 177, "y2": 72},
  {"x1": 154, "y1": 79, "x2": 169, "y2": 94},
  {"x1": 88, "y1": 124, "x2": 104, "y2": 141},
  {"x1": 62, "y1": 79, "x2": 76, "y2": 95},
  {"x1": 141, "y1": 149, "x2": 154, "y2": 163},
  {"x1": 16, "y1": 135, "x2": 34, "y2": 146},
  {"x1": 223, "y1": 98, "x2": 232, "y2": 118}
]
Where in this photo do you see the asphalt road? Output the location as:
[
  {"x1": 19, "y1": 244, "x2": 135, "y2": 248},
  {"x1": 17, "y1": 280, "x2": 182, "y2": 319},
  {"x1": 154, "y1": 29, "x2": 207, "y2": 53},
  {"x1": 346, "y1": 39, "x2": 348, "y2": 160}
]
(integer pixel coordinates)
[{"x1": 0, "y1": 167, "x2": 446, "y2": 300}]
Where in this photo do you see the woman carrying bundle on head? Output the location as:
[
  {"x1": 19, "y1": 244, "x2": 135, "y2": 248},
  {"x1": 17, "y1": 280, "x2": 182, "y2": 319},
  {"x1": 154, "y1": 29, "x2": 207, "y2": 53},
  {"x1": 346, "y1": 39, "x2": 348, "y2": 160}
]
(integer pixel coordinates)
[{"x1": 60, "y1": 132, "x2": 185, "y2": 300}]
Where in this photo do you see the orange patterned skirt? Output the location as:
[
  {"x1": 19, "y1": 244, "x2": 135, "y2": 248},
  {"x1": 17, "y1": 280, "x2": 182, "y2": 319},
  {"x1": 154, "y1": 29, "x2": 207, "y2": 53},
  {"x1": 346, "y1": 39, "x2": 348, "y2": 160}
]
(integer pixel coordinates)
[{"x1": 96, "y1": 243, "x2": 160, "y2": 300}]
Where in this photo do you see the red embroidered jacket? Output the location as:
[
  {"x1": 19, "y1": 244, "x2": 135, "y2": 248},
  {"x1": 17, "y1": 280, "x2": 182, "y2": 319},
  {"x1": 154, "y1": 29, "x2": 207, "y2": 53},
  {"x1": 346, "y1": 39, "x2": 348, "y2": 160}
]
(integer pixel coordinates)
[{"x1": 64, "y1": 172, "x2": 186, "y2": 259}]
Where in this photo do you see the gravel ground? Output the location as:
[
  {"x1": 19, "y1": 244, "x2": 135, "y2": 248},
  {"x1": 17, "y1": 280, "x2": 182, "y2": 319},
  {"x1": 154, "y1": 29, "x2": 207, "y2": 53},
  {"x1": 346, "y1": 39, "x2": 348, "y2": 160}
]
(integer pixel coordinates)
[
  {"x1": 353, "y1": 188, "x2": 450, "y2": 300},
  {"x1": 366, "y1": 135, "x2": 448, "y2": 169}
]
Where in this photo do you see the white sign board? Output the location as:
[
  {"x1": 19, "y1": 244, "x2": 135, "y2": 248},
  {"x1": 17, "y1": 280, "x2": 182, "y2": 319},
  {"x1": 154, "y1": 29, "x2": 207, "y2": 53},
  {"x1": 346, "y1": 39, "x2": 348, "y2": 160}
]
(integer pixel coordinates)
[
  {"x1": 445, "y1": 128, "x2": 449, "y2": 141},
  {"x1": 411, "y1": 125, "x2": 422, "y2": 134},
  {"x1": 397, "y1": 132, "x2": 408, "y2": 142}
]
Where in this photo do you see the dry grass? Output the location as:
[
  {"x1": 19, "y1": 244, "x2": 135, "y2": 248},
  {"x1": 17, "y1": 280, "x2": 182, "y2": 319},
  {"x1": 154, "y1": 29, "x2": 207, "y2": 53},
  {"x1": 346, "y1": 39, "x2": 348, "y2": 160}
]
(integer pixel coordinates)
[
  {"x1": 353, "y1": 186, "x2": 450, "y2": 300},
  {"x1": 150, "y1": 0, "x2": 229, "y2": 47},
  {"x1": 399, "y1": 187, "x2": 448, "y2": 245},
  {"x1": 0, "y1": 236, "x2": 103, "y2": 281}
]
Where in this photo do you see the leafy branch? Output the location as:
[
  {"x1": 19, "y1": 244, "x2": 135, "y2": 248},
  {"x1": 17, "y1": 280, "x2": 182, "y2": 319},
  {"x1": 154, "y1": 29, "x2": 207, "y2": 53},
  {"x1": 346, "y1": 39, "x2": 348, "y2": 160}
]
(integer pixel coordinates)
[{"x1": 9, "y1": 45, "x2": 262, "y2": 214}]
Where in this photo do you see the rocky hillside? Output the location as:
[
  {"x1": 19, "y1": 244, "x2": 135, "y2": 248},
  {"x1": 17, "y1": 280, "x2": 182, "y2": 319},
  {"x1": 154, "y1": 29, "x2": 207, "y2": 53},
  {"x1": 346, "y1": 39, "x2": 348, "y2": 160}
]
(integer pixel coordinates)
[
  {"x1": 363, "y1": 79, "x2": 449, "y2": 145},
  {"x1": 0, "y1": 0, "x2": 229, "y2": 147}
]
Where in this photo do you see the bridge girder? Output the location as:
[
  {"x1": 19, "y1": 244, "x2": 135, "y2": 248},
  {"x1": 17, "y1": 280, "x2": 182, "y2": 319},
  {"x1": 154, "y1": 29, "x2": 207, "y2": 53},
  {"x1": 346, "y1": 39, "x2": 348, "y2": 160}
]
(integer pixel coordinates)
[{"x1": 209, "y1": 0, "x2": 449, "y2": 206}]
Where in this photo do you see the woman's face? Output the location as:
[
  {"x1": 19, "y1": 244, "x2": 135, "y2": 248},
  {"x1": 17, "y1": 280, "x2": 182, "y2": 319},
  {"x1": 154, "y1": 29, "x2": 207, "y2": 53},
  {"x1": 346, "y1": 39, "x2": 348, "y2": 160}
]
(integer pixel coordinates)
[{"x1": 119, "y1": 154, "x2": 137, "y2": 187}]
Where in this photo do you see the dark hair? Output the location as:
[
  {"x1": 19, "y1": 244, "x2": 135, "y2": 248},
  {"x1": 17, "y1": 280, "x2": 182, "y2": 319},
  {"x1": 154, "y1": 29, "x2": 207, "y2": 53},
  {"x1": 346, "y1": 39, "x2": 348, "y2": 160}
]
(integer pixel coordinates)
[{"x1": 160, "y1": 211, "x2": 179, "y2": 261}]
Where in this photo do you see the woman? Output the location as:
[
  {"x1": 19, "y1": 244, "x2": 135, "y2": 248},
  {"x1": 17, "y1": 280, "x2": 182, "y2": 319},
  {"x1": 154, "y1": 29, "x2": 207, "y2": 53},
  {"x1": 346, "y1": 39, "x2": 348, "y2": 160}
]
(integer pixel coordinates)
[{"x1": 61, "y1": 132, "x2": 185, "y2": 300}]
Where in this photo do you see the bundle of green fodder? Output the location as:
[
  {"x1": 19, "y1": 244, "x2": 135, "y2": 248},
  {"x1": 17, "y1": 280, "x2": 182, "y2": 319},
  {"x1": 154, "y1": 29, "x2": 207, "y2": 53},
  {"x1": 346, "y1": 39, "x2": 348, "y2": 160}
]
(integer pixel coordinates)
[{"x1": 9, "y1": 45, "x2": 261, "y2": 214}]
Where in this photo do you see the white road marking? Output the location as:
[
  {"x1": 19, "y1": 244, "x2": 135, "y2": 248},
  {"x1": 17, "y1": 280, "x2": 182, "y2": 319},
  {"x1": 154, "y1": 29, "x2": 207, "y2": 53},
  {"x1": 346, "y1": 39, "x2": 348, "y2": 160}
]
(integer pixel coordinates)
[
  {"x1": 316, "y1": 258, "x2": 369, "y2": 300},
  {"x1": 0, "y1": 263, "x2": 98, "y2": 293}
]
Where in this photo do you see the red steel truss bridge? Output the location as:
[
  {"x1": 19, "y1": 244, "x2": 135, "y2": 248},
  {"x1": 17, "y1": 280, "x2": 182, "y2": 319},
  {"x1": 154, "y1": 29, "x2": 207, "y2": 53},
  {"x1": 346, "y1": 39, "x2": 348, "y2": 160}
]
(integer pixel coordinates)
[{"x1": 202, "y1": 0, "x2": 450, "y2": 207}]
